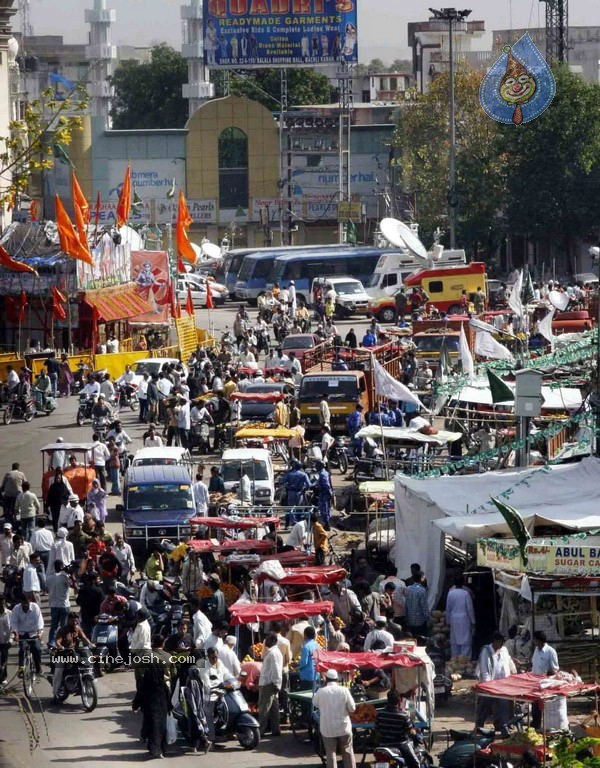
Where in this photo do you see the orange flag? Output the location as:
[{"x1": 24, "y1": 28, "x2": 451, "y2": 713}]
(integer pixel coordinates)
[
  {"x1": 71, "y1": 171, "x2": 90, "y2": 224},
  {"x1": 206, "y1": 278, "x2": 214, "y2": 310},
  {"x1": 116, "y1": 165, "x2": 131, "y2": 228},
  {"x1": 55, "y1": 194, "x2": 93, "y2": 265},
  {"x1": 52, "y1": 286, "x2": 67, "y2": 321},
  {"x1": 0, "y1": 244, "x2": 39, "y2": 276},
  {"x1": 176, "y1": 190, "x2": 196, "y2": 263},
  {"x1": 30, "y1": 200, "x2": 38, "y2": 222},
  {"x1": 185, "y1": 285, "x2": 195, "y2": 316}
]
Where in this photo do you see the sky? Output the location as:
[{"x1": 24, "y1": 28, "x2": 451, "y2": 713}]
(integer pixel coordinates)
[{"x1": 21, "y1": 0, "x2": 600, "y2": 63}]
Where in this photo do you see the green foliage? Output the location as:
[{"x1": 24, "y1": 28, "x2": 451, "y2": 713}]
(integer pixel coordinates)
[
  {"x1": 212, "y1": 68, "x2": 332, "y2": 110},
  {"x1": 550, "y1": 736, "x2": 600, "y2": 768},
  {"x1": 109, "y1": 44, "x2": 188, "y2": 129},
  {"x1": 391, "y1": 64, "x2": 600, "y2": 258},
  {"x1": 0, "y1": 85, "x2": 88, "y2": 205}
]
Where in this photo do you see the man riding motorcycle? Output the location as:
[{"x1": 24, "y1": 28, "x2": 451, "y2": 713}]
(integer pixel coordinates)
[{"x1": 52, "y1": 611, "x2": 93, "y2": 702}]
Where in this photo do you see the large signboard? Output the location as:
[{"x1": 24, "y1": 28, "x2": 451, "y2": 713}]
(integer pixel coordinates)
[
  {"x1": 77, "y1": 236, "x2": 132, "y2": 291},
  {"x1": 477, "y1": 539, "x2": 600, "y2": 577},
  {"x1": 202, "y1": 0, "x2": 358, "y2": 68},
  {"x1": 130, "y1": 250, "x2": 171, "y2": 325},
  {"x1": 94, "y1": 199, "x2": 217, "y2": 226},
  {"x1": 107, "y1": 160, "x2": 186, "y2": 202}
]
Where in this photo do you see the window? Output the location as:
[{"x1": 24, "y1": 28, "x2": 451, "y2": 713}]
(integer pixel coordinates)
[
  {"x1": 382, "y1": 274, "x2": 398, "y2": 288},
  {"x1": 427, "y1": 280, "x2": 444, "y2": 293},
  {"x1": 218, "y1": 127, "x2": 248, "y2": 209}
]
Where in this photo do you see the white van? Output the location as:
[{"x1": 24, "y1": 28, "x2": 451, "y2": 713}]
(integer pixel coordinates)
[
  {"x1": 220, "y1": 448, "x2": 274, "y2": 505},
  {"x1": 129, "y1": 446, "x2": 194, "y2": 478},
  {"x1": 365, "y1": 249, "x2": 467, "y2": 299},
  {"x1": 310, "y1": 276, "x2": 371, "y2": 316}
]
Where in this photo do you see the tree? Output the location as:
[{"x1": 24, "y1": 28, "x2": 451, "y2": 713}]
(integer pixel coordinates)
[
  {"x1": 497, "y1": 65, "x2": 600, "y2": 267},
  {"x1": 110, "y1": 44, "x2": 188, "y2": 129},
  {"x1": 390, "y1": 59, "x2": 412, "y2": 72},
  {"x1": 212, "y1": 68, "x2": 332, "y2": 110},
  {"x1": 0, "y1": 86, "x2": 88, "y2": 207},
  {"x1": 391, "y1": 67, "x2": 507, "y2": 255}
]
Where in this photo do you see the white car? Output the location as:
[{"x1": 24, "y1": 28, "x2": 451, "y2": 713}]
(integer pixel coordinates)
[
  {"x1": 311, "y1": 276, "x2": 371, "y2": 316},
  {"x1": 129, "y1": 446, "x2": 194, "y2": 478},
  {"x1": 130, "y1": 358, "x2": 188, "y2": 387},
  {"x1": 220, "y1": 448, "x2": 275, "y2": 506},
  {"x1": 179, "y1": 273, "x2": 228, "y2": 305}
]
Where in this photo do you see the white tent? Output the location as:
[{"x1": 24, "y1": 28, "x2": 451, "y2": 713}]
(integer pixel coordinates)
[
  {"x1": 451, "y1": 380, "x2": 582, "y2": 410},
  {"x1": 394, "y1": 457, "x2": 600, "y2": 608}
]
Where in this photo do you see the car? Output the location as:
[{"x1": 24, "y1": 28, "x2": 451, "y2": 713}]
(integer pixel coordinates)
[
  {"x1": 367, "y1": 293, "x2": 398, "y2": 324},
  {"x1": 281, "y1": 333, "x2": 320, "y2": 366},
  {"x1": 183, "y1": 272, "x2": 229, "y2": 301},
  {"x1": 176, "y1": 276, "x2": 227, "y2": 307},
  {"x1": 220, "y1": 447, "x2": 275, "y2": 505},
  {"x1": 129, "y1": 447, "x2": 194, "y2": 478},
  {"x1": 311, "y1": 277, "x2": 370, "y2": 317},
  {"x1": 130, "y1": 358, "x2": 188, "y2": 388}
]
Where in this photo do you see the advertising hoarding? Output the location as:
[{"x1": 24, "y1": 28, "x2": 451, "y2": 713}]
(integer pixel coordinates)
[{"x1": 203, "y1": 0, "x2": 358, "y2": 68}]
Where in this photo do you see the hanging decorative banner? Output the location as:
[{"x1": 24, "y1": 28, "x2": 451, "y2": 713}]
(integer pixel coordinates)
[
  {"x1": 478, "y1": 537, "x2": 600, "y2": 577},
  {"x1": 477, "y1": 538, "x2": 524, "y2": 571},
  {"x1": 202, "y1": 0, "x2": 358, "y2": 69},
  {"x1": 480, "y1": 33, "x2": 556, "y2": 125}
]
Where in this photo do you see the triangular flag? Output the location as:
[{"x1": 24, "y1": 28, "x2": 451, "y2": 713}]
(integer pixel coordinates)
[
  {"x1": 71, "y1": 170, "x2": 90, "y2": 224},
  {"x1": 537, "y1": 308, "x2": 555, "y2": 348},
  {"x1": 0, "y1": 245, "x2": 39, "y2": 276},
  {"x1": 53, "y1": 143, "x2": 73, "y2": 167},
  {"x1": 169, "y1": 282, "x2": 181, "y2": 319},
  {"x1": 486, "y1": 369, "x2": 514, "y2": 403},
  {"x1": 166, "y1": 177, "x2": 176, "y2": 199},
  {"x1": 521, "y1": 267, "x2": 535, "y2": 306},
  {"x1": 508, "y1": 271, "x2": 523, "y2": 318},
  {"x1": 185, "y1": 285, "x2": 194, "y2": 316},
  {"x1": 474, "y1": 331, "x2": 514, "y2": 362},
  {"x1": 490, "y1": 496, "x2": 530, "y2": 563},
  {"x1": 205, "y1": 279, "x2": 215, "y2": 311},
  {"x1": 132, "y1": 188, "x2": 143, "y2": 210},
  {"x1": 469, "y1": 316, "x2": 501, "y2": 335},
  {"x1": 52, "y1": 286, "x2": 67, "y2": 321},
  {"x1": 372, "y1": 358, "x2": 427, "y2": 410},
  {"x1": 116, "y1": 164, "x2": 131, "y2": 228},
  {"x1": 459, "y1": 325, "x2": 474, "y2": 378},
  {"x1": 55, "y1": 195, "x2": 93, "y2": 265},
  {"x1": 176, "y1": 190, "x2": 196, "y2": 263},
  {"x1": 30, "y1": 200, "x2": 38, "y2": 222},
  {"x1": 19, "y1": 291, "x2": 27, "y2": 324}
]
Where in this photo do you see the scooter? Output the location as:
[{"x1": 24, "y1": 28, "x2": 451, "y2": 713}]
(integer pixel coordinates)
[
  {"x1": 76, "y1": 394, "x2": 95, "y2": 426},
  {"x1": 212, "y1": 678, "x2": 260, "y2": 750},
  {"x1": 33, "y1": 389, "x2": 57, "y2": 416},
  {"x1": 438, "y1": 728, "x2": 507, "y2": 768},
  {"x1": 91, "y1": 614, "x2": 120, "y2": 672},
  {"x1": 3, "y1": 394, "x2": 35, "y2": 424},
  {"x1": 373, "y1": 735, "x2": 434, "y2": 768},
  {"x1": 52, "y1": 647, "x2": 98, "y2": 712}
]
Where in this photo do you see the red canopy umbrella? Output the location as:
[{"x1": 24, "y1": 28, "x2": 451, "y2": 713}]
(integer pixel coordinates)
[
  {"x1": 188, "y1": 515, "x2": 280, "y2": 529},
  {"x1": 228, "y1": 600, "x2": 333, "y2": 625},
  {"x1": 474, "y1": 673, "x2": 600, "y2": 702},
  {"x1": 279, "y1": 565, "x2": 347, "y2": 586},
  {"x1": 315, "y1": 649, "x2": 423, "y2": 672}
]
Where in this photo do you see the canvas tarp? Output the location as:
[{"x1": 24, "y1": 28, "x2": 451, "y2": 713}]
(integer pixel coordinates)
[
  {"x1": 394, "y1": 458, "x2": 600, "y2": 608},
  {"x1": 451, "y1": 380, "x2": 582, "y2": 410},
  {"x1": 228, "y1": 599, "x2": 333, "y2": 625},
  {"x1": 474, "y1": 672, "x2": 599, "y2": 702},
  {"x1": 356, "y1": 425, "x2": 462, "y2": 444}
]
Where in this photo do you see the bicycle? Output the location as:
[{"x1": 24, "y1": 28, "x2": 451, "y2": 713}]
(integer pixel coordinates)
[{"x1": 19, "y1": 635, "x2": 38, "y2": 699}]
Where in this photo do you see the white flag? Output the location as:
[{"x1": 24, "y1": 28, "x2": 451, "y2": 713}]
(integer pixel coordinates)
[
  {"x1": 469, "y1": 316, "x2": 501, "y2": 335},
  {"x1": 537, "y1": 308, "x2": 555, "y2": 348},
  {"x1": 459, "y1": 325, "x2": 474, "y2": 378},
  {"x1": 373, "y1": 359, "x2": 428, "y2": 411},
  {"x1": 474, "y1": 331, "x2": 514, "y2": 361},
  {"x1": 508, "y1": 271, "x2": 523, "y2": 318}
]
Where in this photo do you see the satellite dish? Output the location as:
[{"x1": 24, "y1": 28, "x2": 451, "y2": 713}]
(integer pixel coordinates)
[
  {"x1": 379, "y1": 217, "x2": 428, "y2": 260},
  {"x1": 118, "y1": 225, "x2": 143, "y2": 251},
  {"x1": 201, "y1": 241, "x2": 221, "y2": 259},
  {"x1": 548, "y1": 290, "x2": 569, "y2": 311}
]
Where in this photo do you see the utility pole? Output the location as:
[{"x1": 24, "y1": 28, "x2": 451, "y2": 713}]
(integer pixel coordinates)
[{"x1": 428, "y1": 8, "x2": 471, "y2": 249}]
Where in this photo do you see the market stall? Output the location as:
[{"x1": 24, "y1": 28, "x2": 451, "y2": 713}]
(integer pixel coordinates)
[{"x1": 473, "y1": 672, "x2": 599, "y2": 759}]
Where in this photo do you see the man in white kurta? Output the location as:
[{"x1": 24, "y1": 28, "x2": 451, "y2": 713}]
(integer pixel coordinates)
[{"x1": 445, "y1": 576, "x2": 475, "y2": 658}]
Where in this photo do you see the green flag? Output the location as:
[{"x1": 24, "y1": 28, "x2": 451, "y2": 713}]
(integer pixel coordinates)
[
  {"x1": 345, "y1": 220, "x2": 357, "y2": 244},
  {"x1": 491, "y1": 496, "x2": 530, "y2": 563},
  {"x1": 486, "y1": 369, "x2": 514, "y2": 403},
  {"x1": 53, "y1": 143, "x2": 74, "y2": 167},
  {"x1": 521, "y1": 266, "x2": 535, "y2": 306},
  {"x1": 132, "y1": 188, "x2": 143, "y2": 210}
]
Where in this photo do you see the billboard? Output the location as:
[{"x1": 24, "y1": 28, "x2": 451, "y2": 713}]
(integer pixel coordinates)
[
  {"x1": 130, "y1": 250, "x2": 171, "y2": 325},
  {"x1": 107, "y1": 159, "x2": 186, "y2": 202},
  {"x1": 203, "y1": 0, "x2": 358, "y2": 68}
]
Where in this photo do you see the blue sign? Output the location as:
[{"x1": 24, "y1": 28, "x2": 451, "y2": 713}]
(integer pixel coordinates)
[
  {"x1": 480, "y1": 33, "x2": 556, "y2": 125},
  {"x1": 203, "y1": 0, "x2": 358, "y2": 68}
]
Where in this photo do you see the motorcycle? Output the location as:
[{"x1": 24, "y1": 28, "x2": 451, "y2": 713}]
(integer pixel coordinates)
[
  {"x1": 116, "y1": 383, "x2": 139, "y2": 412},
  {"x1": 91, "y1": 614, "x2": 121, "y2": 672},
  {"x1": 52, "y1": 647, "x2": 98, "y2": 712},
  {"x1": 212, "y1": 678, "x2": 260, "y2": 750},
  {"x1": 33, "y1": 388, "x2": 57, "y2": 416},
  {"x1": 327, "y1": 437, "x2": 351, "y2": 475},
  {"x1": 439, "y1": 708, "x2": 526, "y2": 768},
  {"x1": 92, "y1": 416, "x2": 110, "y2": 442},
  {"x1": 2, "y1": 564, "x2": 23, "y2": 607},
  {"x1": 3, "y1": 394, "x2": 35, "y2": 425},
  {"x1": 76, "y1": 394, "x2": 95, "y2": 426},
  {"x1": 373, "y1": 737, "x2": 434, "y2": 768}
]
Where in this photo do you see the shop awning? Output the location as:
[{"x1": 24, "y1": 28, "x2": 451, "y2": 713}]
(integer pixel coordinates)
[
  {"x1": 84, "y1": 283, "x2": 153, "y2": 322},
  {"x1": 228, "y1": 599, "x2": 334, "y2": 625},
  {"x1": 474, "y1": 673, "x2": 599, "y2": 702},
  {"x1": 315, "y1": 650, "x2": 423, "y2": 672},
  {"x1": 279, "y1": 566, "x2": 347, "y2": 586}
]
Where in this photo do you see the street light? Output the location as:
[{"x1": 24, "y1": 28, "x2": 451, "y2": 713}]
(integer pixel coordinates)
[{"x1": 428, "y1": 7, "x2": 471, "y2": 249}]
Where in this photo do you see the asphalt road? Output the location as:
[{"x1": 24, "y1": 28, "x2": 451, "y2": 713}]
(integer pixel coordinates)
[{"x1": 0, "y1": 300, "x2": 378, "y2": 768}]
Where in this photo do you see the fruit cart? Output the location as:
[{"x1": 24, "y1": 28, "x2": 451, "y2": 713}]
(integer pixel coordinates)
[
  {"x1": 308, "y1": 649, "x2": 433, "y2": 764},
  {"x1": 474, "y1": 672, "x2": 600, "y2": 753}
]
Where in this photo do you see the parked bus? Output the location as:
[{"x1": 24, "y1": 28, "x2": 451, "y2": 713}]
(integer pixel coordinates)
[
  {"x1": 233, "y1": 245, "x2": 354, "y2": 303},
  {"x1": 269, "y1": 247, "x2": 385, "y2": 305}
]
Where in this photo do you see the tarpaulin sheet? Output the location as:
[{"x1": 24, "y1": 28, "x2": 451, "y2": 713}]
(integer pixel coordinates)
[
  {"x1": 188, "y1": 516, "x2": 280, "y2": 529},
  {"x1": 279, "y1": 566, "x2": 347, "y2": 585},
  {"x1": 452, "y1": 379, "x2": 582, "y2": 410},
  {"x1": 187, "y1": 538, "x2": 274, "y2": 554},
  {"x1": 474, "y1": 673, "x2": 600, "y2": 702},
  {"x1": 85, "y1": 282, "x2": 153, "y2": 322},
  {"x1": 235, "y1": 425, "x2": 296, "y2": 440},
  {"x1": 228, "y1": 600, "x2": 334, "y2": 625},
  {"x1": 230, "y1": 391, "x2": 285, "y2": 402},
  {"x1": 315, "y1": 650, "x2": 423, "y2": 672},
  {"x1": 356, "y1": 425, "x2": 462, "y2": 444},
  {"x1": 261, "y1": 550, "x2": 315, "y2": 566}
]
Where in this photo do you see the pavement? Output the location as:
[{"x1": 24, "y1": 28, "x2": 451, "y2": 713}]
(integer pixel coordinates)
[{"x1": 0, "y1": 301, "x2": 476, "y2": 768}]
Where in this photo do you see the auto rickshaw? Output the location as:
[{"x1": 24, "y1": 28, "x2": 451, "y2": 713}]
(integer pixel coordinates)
[{"x1": 40, "y1": 442, "x2": 97, "y2": 505}]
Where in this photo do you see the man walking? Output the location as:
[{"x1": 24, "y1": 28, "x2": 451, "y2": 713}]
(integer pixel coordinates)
[
  {"x1": 15, "y1": 481, "x2": 40, "y2": 543},
  {"x1": 313, "y1": 669, "x2": 356, "y2": 768},
  {"x1": 530, "y1": 630, "x2": 559, "y2": 729},
  {"x1": 90, "y1": 434, "x2": 110, "y2": 489},
  {"x1": 476, "y1": 632, "x2": 516, "y2": 736},
  {"x1": 258, "y1": 632, "x2": 283, "y2": 737},
  {"x1": 404, "y1": 572, "x2": 429, "y2": 637},
  {"x1": 46, "y1": 560, "x2": 72, "y2": 648}
]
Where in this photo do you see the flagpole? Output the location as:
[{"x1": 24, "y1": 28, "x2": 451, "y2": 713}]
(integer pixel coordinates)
[{"x1": 371, "y1": 352, "x2": 389, "y2": 477}]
